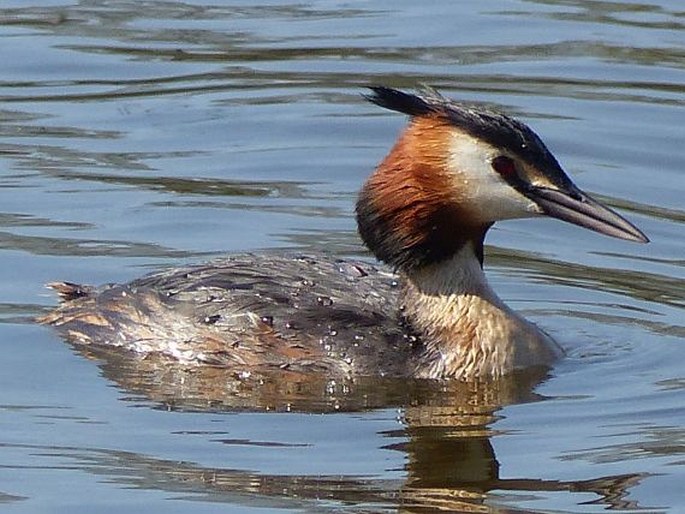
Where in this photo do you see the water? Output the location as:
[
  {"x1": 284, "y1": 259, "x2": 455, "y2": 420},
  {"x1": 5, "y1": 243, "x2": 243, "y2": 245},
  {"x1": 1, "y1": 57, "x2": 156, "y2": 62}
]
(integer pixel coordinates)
[{"x1": 1, "y1": 0, "x2": 683, "y2": 512}]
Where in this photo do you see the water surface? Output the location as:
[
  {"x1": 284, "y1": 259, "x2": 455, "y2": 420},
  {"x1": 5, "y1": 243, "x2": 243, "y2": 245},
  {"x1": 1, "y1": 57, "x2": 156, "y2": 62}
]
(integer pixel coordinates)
[{"x1": 0, "y1": 1, "x2": 683, "y2": 512}]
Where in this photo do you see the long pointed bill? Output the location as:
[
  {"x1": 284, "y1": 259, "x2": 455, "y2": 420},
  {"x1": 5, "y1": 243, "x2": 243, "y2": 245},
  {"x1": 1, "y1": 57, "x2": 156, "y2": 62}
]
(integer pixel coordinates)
[{"x1": 529, "y1": 186, "x2": 649, "y2": 243}]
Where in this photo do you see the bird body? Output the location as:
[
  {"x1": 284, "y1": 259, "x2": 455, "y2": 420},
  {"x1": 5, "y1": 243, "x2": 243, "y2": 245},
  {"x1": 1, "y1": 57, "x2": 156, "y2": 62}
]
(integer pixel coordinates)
[{"x1": 41, "y1": 87, "x2": 647, "y2": 380}]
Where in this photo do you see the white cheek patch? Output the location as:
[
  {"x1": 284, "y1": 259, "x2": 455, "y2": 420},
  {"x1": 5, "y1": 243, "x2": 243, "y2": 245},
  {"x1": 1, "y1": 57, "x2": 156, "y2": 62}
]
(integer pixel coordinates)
[
  {"x1": 473, "y1": 184, "x2": 540, "y2": 221},
  {"x1": 447, "y1": 134, "x2": 541, "y2": 221}
]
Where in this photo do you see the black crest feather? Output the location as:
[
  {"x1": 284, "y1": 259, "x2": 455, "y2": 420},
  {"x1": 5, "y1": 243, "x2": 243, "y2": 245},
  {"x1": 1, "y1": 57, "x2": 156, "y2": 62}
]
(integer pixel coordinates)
[{"x1": 364, "y1": 86, "x2": 439, "y2": 117}]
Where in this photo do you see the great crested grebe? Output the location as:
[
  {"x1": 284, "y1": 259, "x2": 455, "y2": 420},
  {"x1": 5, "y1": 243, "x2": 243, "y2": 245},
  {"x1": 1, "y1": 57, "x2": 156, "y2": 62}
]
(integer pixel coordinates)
[{"x1": 40, "y1": 87, "x2": 648, "y2": 381}]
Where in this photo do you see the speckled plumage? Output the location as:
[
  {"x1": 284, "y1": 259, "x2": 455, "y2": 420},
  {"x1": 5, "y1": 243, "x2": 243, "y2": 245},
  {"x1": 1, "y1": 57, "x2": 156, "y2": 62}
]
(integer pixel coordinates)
[{"x1": 41, "y1": 254, "x2": 423, "y2": 377}]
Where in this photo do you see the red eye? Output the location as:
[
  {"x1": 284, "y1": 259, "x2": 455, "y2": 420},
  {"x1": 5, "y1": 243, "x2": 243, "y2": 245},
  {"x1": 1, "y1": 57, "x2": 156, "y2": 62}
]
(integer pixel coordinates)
[{"x1": 491, "y1": 156, "x2": 517, "y2": 178}]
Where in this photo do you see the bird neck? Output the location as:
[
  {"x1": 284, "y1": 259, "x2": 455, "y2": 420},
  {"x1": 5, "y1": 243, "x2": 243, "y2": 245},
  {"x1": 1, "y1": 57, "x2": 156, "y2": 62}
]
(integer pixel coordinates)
[{"x1": 399, "y1": 242, "x2": 561, "y2": 380}]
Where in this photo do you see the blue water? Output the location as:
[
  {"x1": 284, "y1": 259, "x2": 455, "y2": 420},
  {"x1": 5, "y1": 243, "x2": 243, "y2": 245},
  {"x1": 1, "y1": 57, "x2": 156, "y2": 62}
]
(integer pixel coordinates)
[{"x1": 0, "y1": 1, "x2": 683, "y2": 512}]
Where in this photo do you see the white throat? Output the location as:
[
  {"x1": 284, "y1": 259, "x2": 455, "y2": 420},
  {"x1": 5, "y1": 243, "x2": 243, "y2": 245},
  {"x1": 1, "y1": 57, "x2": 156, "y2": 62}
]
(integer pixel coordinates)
[{"x1": 400, "y1": 242, "x2": 562, "y2": 380}]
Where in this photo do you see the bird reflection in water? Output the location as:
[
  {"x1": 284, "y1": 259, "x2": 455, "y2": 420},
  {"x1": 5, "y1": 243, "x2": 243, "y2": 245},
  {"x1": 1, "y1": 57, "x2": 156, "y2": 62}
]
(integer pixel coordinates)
[{"x1": 69, "y1": 345, "x2": 649, "y2": 513}]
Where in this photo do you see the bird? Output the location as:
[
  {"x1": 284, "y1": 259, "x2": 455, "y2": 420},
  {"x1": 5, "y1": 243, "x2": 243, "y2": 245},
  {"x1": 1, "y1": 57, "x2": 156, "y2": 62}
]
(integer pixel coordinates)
[{"x1": 40, "y1": 86, "x2": 648, "y2": 381}]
